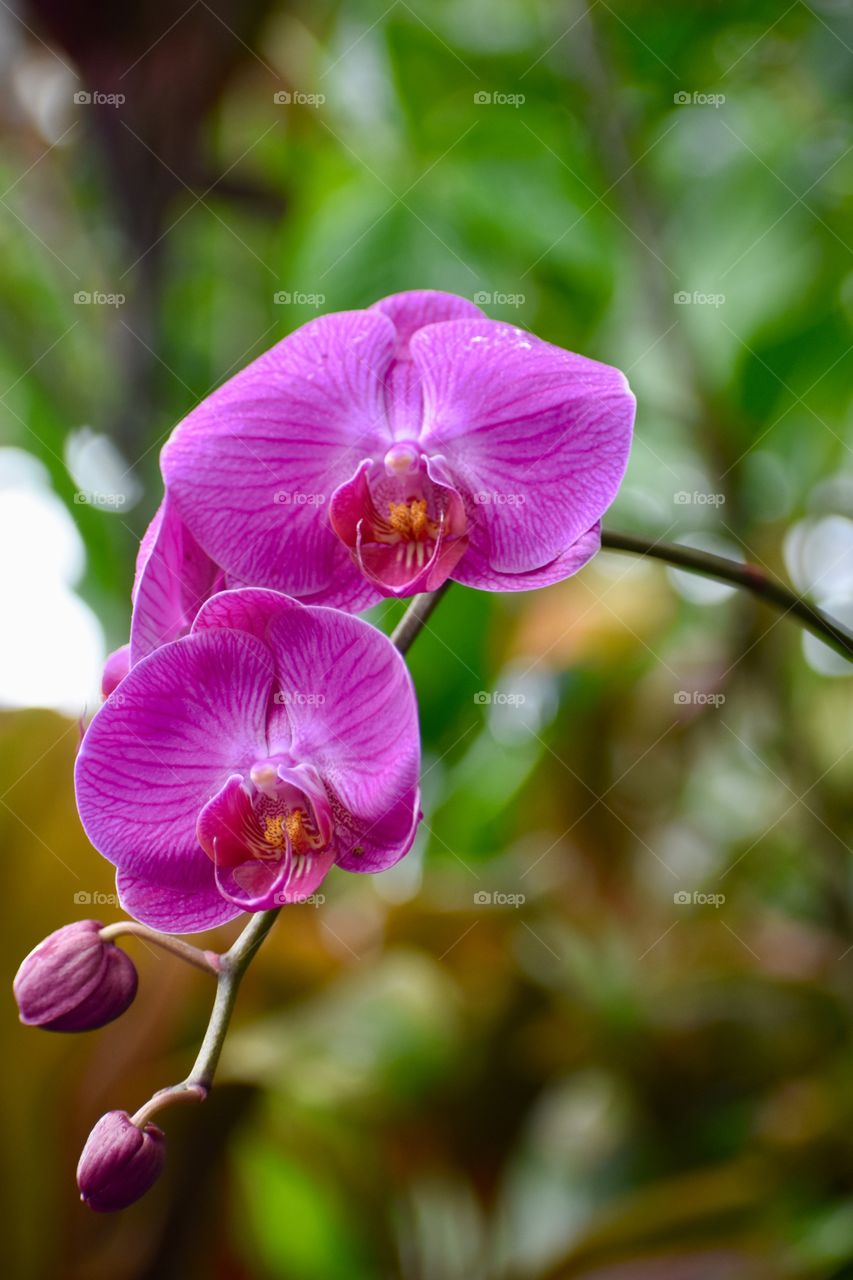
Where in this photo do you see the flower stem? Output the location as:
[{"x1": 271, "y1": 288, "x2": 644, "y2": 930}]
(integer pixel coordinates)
[
  {"x1": 128, "y1": 908, "x2": 280, "y2": 1127},
  {"x1": 391, "y1": 581, "x2": 452, "y2": 653},
  {"x1": 184, "y1": 907, "x2": 280, "y2": 1090},
  {"x1": 129, "y1": 585, "x2": 451, "y2": 1130},
  {"x1": 600, "y1": 529, "x2": 853, "y2": 661},
  {"x1": 98, "y1": 921, "x2": 221, "y2": 974}
]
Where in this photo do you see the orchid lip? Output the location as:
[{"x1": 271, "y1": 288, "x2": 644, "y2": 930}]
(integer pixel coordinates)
[
  {"x1": 196, "y1": 762, "x2": 335, "y2": 910},
  {"x1": 329, "y1": 456, "x2": 469, "y2": 596}
]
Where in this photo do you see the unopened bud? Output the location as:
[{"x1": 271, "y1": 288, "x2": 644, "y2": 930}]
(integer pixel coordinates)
[
  {"x1": 77, "y1": 1111, "x2": 165, "y2": 1211},
  {"x1": 14, "y1": 920, "x2": 137, "y2": 1032}
]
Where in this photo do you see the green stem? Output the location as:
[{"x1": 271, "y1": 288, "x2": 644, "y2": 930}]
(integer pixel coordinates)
[
  {"x1": 129, "y1": 586, "x2": 449, "y2": 1129},
  {"x1": 600, "y1": 529, "x2": 853, "y2": 661},
  {"x1": 129, "y1": 908, "x2": 280, "y2": 1126},
  {"x1": 186, "y1": 907, "x2": 281, "y2": 1089}
]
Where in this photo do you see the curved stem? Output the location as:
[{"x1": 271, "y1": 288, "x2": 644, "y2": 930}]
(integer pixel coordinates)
[
  {"x1": 185, "y1": 907, "x2": 280, "y2": 1090},
  {"x1": 600, "y1": 529, "x2": 853, "y2": 661},
  {"x1": 131, "y1": 1084, "x2": 206, "y2": 1129},
  {"x1": 129, "y1": 909, "x2": 280, "y2": 1127},
  {"x1": 98, "y1": 921, "x2": 221, "y2": 975},
  {"x1": 130, "y1": 584, "x2": 451, "y2": 1129}
]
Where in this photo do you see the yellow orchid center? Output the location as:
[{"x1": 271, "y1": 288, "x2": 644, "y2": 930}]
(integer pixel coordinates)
[
  {"x1": 388, "y1": 498, "x2": 433, "y2": 541},
  {"x1": 263, "y1": 815, "x2": 287, "y2": 848},
  {"x1": 263, "y1": 810, "x2": 311, "y2": 854}
]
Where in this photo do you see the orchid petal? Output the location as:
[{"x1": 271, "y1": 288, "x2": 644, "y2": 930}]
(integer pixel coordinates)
[
  {"x1": 75, "y1": 629, "x2": 274, "y2": 932},
  {"x1": 264, "y1": 605, "x2": 421, "y2": 870},
  {"x1": 413, "y1": 319, "x2": 635, "y2": 575},
  {"x1": 161, "y1": 311, "x2": 398, "y2": 599},
  {"x1": 453, "y1": 523, "x2": 602, "y2": 590},
  {"x1": 130, "y1": 496, "x2": 224, "y2": 664},
  {"x1": 370, "y1": 289, "x2": 485, "y2": 439}
]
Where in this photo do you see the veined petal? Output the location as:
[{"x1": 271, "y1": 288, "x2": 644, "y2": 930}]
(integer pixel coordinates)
[
  {"x1": 192, "y1": 587, "x2": 304, "y2": 644},
  {"x1": 161, "y1": 310, "x2": 398, "y2": 599},
  {"x1": 192, "y1": 587, "x2": 303, "y2": 753},
  {"x1": 101, "y1": 645, "x2": 130, "y2": 699},
  {"x1": 370, "y1": 290, "x2": 484, "y2": 440},
  {"x1": 413, "y1": 319, "x2": 635, "y2": 574},
  {"x1": 453, "y1": 523, "x2": 602, "y2": 590},
  {"x1": 370, "y1": 289, "x2": 485, "y2": 356},
  {"x1": 332, "y1": 780, "x2": 422, "y2": 874},
  {"x1": 130, "y1": 496, "x2": 225, "y2": 664},
  {"x1": 75, "y1": 628, "x2": 274, "y2": 931},
  {"x1": 116, "y1": 864, "x2": 242, "y2": 933},
  {"x1": 195, "y1": 589, "x2": 421, "y2": 866},
  {"x1": 263, "y1": 605, "x2": 421, "y2": 869}
]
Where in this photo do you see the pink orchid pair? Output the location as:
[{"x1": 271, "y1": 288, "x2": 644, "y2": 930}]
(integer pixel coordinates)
[{"x1": 77, "y1": 289, "x2": 635, "y2": 932}]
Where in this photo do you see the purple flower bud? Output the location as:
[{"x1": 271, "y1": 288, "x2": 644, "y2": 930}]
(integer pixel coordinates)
[
  {"x1": 77, "y1": 1111, "x2": 165, "y2": 1212},
  {"x1": 13, "y1": 920, "x2": 137, "y2": 1032}
]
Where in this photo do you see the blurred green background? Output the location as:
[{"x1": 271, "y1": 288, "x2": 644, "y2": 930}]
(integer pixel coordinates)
[{"x1": 2, "y1": 1, "x2": 853, "y2": 1276}]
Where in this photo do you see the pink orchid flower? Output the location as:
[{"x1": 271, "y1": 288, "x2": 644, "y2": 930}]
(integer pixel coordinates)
[
  {"x1": 137, "y1": 290, "x2": 633, "y2": 634},
  {"x1": 76, "y1": 589, "x2": 421, "y2": 932}
]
